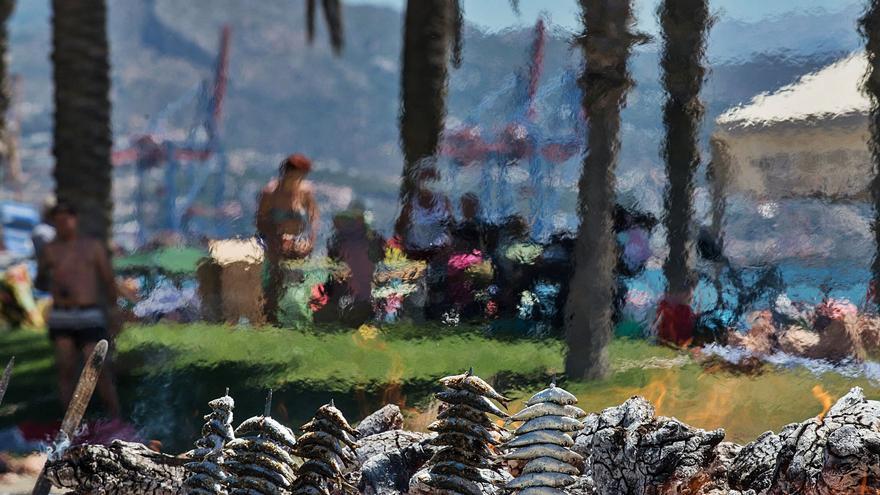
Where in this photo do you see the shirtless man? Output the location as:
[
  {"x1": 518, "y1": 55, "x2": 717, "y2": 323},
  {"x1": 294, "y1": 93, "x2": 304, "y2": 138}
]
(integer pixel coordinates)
[
  {"x1": 37, "y1": 203, "x2": 120, "y2": 418},
  {"x1": 256, "y1": 154, "x2": 319, "y2": 324}
]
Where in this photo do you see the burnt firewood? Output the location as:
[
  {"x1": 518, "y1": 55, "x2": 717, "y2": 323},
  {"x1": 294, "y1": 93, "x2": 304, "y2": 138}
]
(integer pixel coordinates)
[
  {"x1": 727, "y1": 426, "x2": 794, "y2": 492},
  {"x1": 358, "y1": 435, "x2": 436, "y2": 494},
  {"x1": 575, "y1": 396, "x2": 725, "y2": 495},
  {"x1": 768, "y1": 387, "x2": 880, "y2": 494},
  {"x1": 356, "y1": 405, "x2": 404, "y2": 438},
  {"x1": 355, "y1": 430, "x2": 432, "y2": 465},
  {"x1": 44, "y1": 440, "x2": 187, "y2": 495}
]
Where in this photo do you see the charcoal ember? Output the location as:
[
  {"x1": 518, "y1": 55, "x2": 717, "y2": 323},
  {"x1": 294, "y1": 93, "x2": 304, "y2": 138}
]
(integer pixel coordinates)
[
  {"x1": 502, "y1": 382, "x2": 586, "y2": 494},
  {"x1": 292, "y1": 401, "x2": 361, "y2": 495},
  {"x1": 768, "y1": 387, "x2": 880, "y2": 494},
  {"x1": 184, "y1": 393, "x2": 235, "y2": 495},
  {"x1": 357, "y1": 405, "x2": 404, "y2": 437},
  {"x1": 575, "y1": 396, "x2": 725, "y2": 495},
  {"x1": 407, "y1": 369, "x2": 512, "y2": 495},
  {"x1": 227, "y1": 413, "x2": 298, "y2": 495},
  {"x1": 44, "y1": 440, "x2": 187, "y2": 495}
]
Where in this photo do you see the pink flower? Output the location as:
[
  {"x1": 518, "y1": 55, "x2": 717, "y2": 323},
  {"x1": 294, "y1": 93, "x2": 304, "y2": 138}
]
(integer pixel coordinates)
[
  {"x1": 385, "y1": 294, "x2": 403, "y2": 315},
  {"x1": 448, "y1": 250, "x2": 483, "y2": 271}
]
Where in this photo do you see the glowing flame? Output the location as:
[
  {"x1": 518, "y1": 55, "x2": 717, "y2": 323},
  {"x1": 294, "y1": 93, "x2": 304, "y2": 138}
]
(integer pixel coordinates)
[
  {"x1": 683, "y1": 385, "x2": 732, "y2": 430},
  {"x1": 641, "y1": 372, "x2": 671, "y2": 414},
  {"x1": 812, "y1": 385, "x2": 834, "y2": 422},
  {"x1": 858, "y1": 475, "x2": 867, "y2": 495},
  {"x1": 351, "y1": 324, "x2": 406, "y2": 407}
]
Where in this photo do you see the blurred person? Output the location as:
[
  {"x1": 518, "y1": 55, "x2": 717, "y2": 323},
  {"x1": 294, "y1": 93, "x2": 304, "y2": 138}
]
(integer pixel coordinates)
[
  {"x1": 35, "y1": 203, "x2": 120, "y2": 418},
  {"x1": 318, "y1": 201, "x2": 384, "y2": 326},
  {"x1": 447, "y1": 193, "x2": 489, "y2": 319},
  {"x1": 451, "y1": 192, "x2": 485, "y2": 253},
  {"x1": 256, "y1": 154, "x2": 319, "y2": 325},
  {"x1": 613, "y1": 203, "x2": 658, "y2": 324},
  {"x1": 395, "y1": 168, "x2": 453, "y2": 319},
  {"x1": 31, "y1": 196, "x2": 57, "y2": 266},
  {"x1": 491, "y1": 215, "x2": 538, "y2": 320}
]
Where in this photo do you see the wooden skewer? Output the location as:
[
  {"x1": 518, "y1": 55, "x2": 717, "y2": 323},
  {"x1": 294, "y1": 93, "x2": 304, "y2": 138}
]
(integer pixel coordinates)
[
  {"x1": 264, "y1": 389, "x2": 273, "y2": 417},
  {"x1": 0, "y1": 356, "x2": 14, "y2": 407},
  {"x1": 32, "y1": 340, "x2": 109, "y2": 495}
]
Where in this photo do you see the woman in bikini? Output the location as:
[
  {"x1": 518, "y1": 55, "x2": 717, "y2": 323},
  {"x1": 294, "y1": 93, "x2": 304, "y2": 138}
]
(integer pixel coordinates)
[{"x1": 256, "y1": 154, "x2": 319, "y2": 324}]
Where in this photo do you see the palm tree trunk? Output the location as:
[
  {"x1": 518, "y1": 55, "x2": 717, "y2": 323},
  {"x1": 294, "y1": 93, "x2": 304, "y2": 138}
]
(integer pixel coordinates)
[
  {"x1": 0, "y1": 0, "x2": 14, "y2": 187},
  {"x1": 659, "y1": 0, "x2": 711, "y2": 316},
  {"x1": 397, "y1": 0, "x2": 451, "y2": 209},
  {"x1": 565, "y1": 0, "x2": 637, "y2": 379},
  {"x1": 862, "y1": 1, "x2": 880, "y2": 309},
  {"x1": 52, "y1": 0, "x2": 113, "y2": 242}
]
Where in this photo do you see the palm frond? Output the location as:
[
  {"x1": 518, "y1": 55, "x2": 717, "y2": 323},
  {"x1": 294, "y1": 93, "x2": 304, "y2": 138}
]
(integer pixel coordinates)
[
  {"x1": 450, "y1": 0, "x2": 463, "y2": 68},
  {"x1": 509, "y1": 0, "x2": 520, "y2": 15},
  {"x1": 306, "y1": 0, "x2": 316, "y2": 44},
  {"x1": 321, "y1": 0, "x2": 344, "y2": 55}
]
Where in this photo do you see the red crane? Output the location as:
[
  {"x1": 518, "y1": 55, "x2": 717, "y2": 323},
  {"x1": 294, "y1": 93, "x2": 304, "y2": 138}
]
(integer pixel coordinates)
[{"x1": 112, "y1": 25, "x2": 232, "y2": 245}]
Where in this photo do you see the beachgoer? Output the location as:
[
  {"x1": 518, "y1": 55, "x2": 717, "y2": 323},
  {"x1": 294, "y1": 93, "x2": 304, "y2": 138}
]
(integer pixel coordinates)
[
  {"x1": 451, "y1": 193, "x2": 485, "y2": 253},
  {"x1": 492, "y1": 215, "x2": 537, "y2": 320},
  {"x1": 36, "y1": 203, "x2": 120, "y2": 418},
  {"x1": 395, "y1": 168, "x2": 453, "y2": 319},
  {"x1": 256, "y1": 154, "x2": 319, "y2": 325},
  {"x1": 32, "y1": 197, "x2": 56, "y2": 265},
  {"x1": 613, "y1": 203, "x2": 657, "y2": 324},
  {"x1": 447, "y1": 193, "x2": 489, "y2": 319},
  {"x1": 319, "y1": 202, "x2": 383, "y2": 326}
]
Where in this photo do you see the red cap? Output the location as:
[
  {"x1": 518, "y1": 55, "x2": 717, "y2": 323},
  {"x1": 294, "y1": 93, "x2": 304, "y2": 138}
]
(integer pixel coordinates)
[{"x1": 283, "y1": 154, "x2": 312, "y2": 172}]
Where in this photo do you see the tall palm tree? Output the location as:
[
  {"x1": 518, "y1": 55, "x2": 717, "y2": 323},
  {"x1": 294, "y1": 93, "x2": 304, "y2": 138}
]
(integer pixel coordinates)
[
  {"x1": 52, "y1": 0, "x2": 113, "y2": 242},
  {"x1": 565, "y1": 0, "x2": 638, "y2": 379},
  {"x1": 862, "y1": 0, "x2": 880, "y2": 308},
  {"x1": 397, "y1": 0, "x2": 454, "y2": 211},
  {"x1": 658, "y1": 0, "x2": 712, "y2": 335},
  {"x1": 0, "y1": 0, "x2": 14, "y2": 172}
]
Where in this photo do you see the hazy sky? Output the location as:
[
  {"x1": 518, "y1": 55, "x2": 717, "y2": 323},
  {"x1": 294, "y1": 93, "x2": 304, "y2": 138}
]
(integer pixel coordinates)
[{"x1": 347, "y1": 0, "x2": 861, "y2": 33}]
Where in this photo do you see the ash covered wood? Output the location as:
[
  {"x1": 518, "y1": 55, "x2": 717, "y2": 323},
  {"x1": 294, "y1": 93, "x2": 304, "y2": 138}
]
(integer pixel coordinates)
[
  {"x1": 767, "y1": 387, "x2": 880, "y2": 494},
  {"x1": 44, "y1": 440, "x2": 187, "y2": 495},
  {"x1": 574, "y1": 395, "x2": 725, "y2": 494},
  {"x1": 41, "y1": 386, "x2": 880, "y2": 495},
  {"x1": 356, "y1": 405, "x2": 404, "y2": 437}
]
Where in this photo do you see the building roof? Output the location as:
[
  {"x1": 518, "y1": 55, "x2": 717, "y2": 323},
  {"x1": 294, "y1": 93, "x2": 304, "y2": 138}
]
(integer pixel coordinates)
[{"x1": 717, "y1": 52, "x2": 870, "y2": 130}]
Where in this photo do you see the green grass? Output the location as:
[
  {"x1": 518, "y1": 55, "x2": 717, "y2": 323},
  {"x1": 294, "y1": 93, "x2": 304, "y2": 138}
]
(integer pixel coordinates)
[
  {"x1": 2, "y1": 324, "x2": 879, "y2": 451},
  {"x1": 115, "y1": 323, "x2": 566, "y2": 390}
]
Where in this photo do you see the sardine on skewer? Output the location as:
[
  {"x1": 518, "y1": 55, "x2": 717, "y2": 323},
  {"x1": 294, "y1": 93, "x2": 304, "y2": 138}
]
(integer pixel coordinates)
[
  {"x1": 427, "y1": 418, "x2": 503, "y2": 444},
  {"x1": 235, "y1": 416, "x2": 297, "y2": 450},
  {"x1": 440, "y1": 368, "x2": 511, "y2": 405},
  {"x1": 225, "y1": 437, "x2": 296, "y2": 466},
  {"x1": 506, "y1": 471, "x2": 577, "y2": 489},
  {"x1": 516, "y1": 487, "x2": 569, "y2": 495},
  {"x1": 296, "y1": 431, "x2": 356, "y2": 462},
  {"x1": 501, "y1": 429, "x2": 575, "y2": 449},
  {"x1": 314, "y1": 401, "x2": 360, "y2": 437},
  {"x1": 524, "y1": 382, "x2": 578, "y2": 406},
  {"x1": 422, "y1": 472, "x2": 484, "y2": 495},
  {"x1": 184, "y1": 391, "x2": 236, "y2": 495},
  {"x1": 514, "y1": 415, "x2": 584, "y2": 435},
  {"x1": 435, "y1": 389, "x2": 510, "y2": 418},
  {"x1": 292, "y1": 401, "x2": 359, "y2": 495},
  {"x1": 506, "y1": 402, "x2": 586, "y2": 423},
  {"x1": 502, "y1": 443, "x2": 584, "y2": 467},
  {"x1": 520, "y1": 456, "x2": 582, "y2": 476}
]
